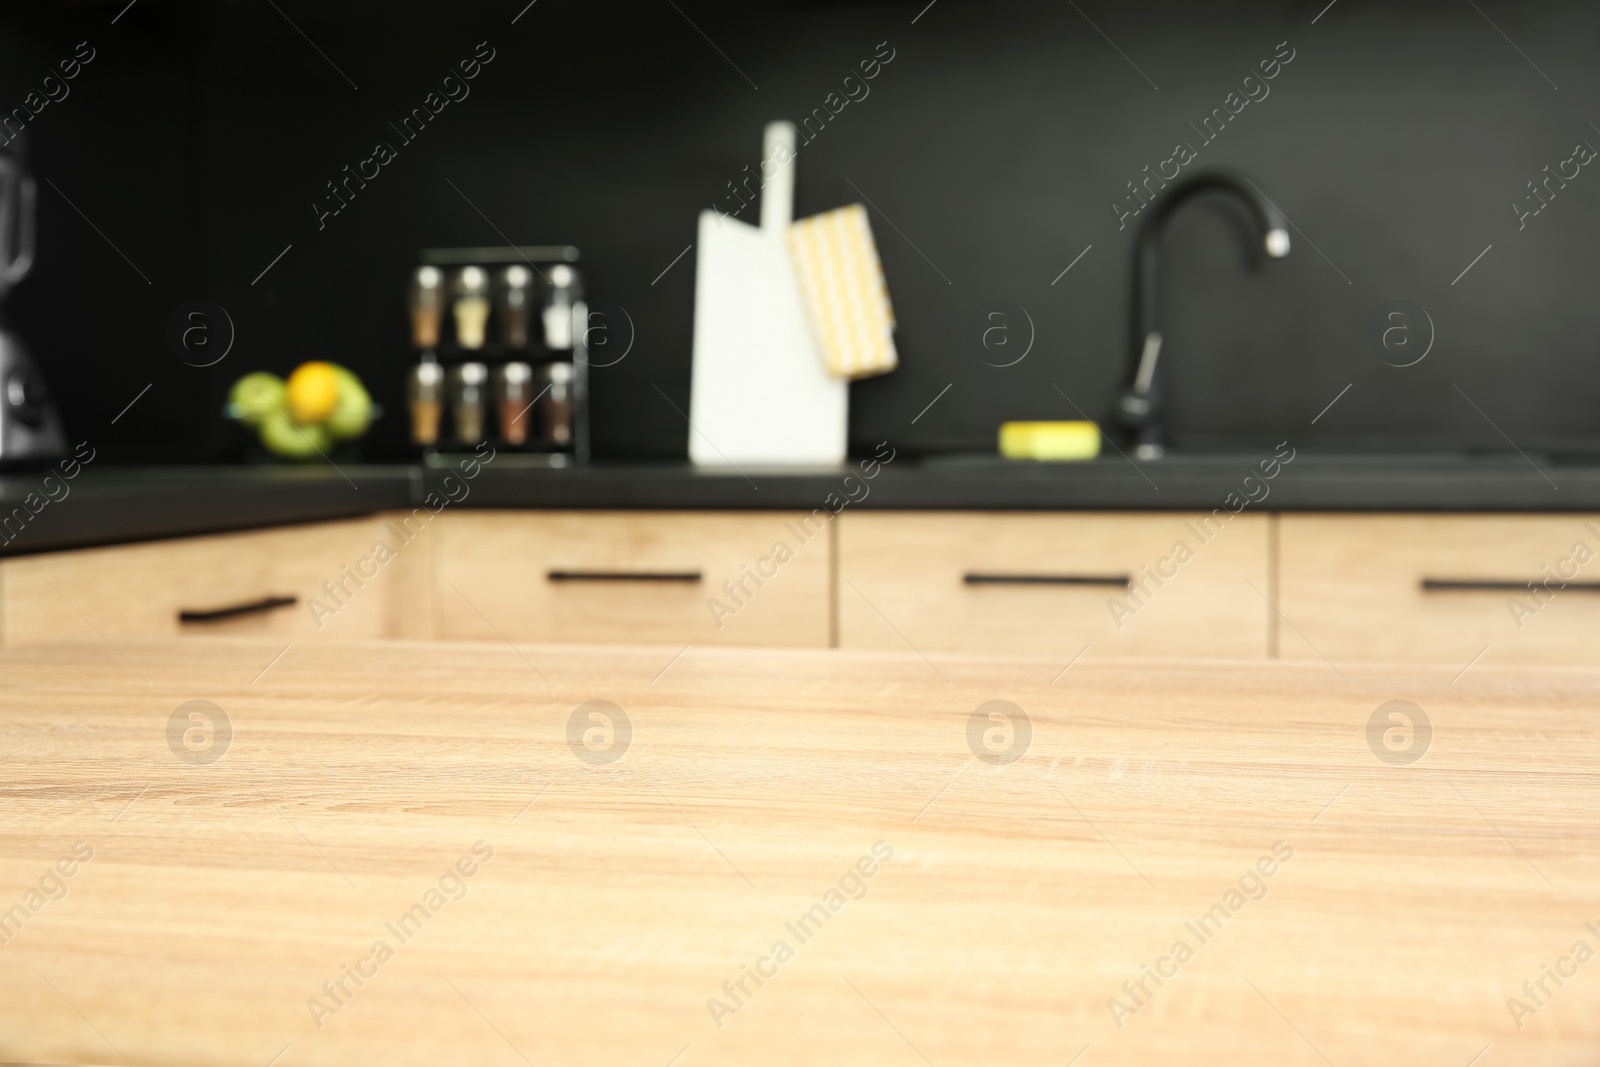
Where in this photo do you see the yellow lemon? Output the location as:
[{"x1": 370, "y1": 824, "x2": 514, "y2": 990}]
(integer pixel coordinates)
[{"x1": 286, "y1": 361, "x2": 340, "y2": 424}]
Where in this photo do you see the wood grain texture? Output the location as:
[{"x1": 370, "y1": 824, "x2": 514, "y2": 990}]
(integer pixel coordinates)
[
  {"x1": 838, "y1": 512, "x2": 1271, "y2": 658},
  {"x1": 376, "y1": 509, "x2": 438, "y2": 640},
  {"x1": 1, "y1": 638, "x2": 1596, "y2": 1066},
  {"x1": 431, "y1": 511, "x2": 831, "y2": 648},
  {"x1": 1279, "y1": 514, "x2": 1600, "y2": 666}
]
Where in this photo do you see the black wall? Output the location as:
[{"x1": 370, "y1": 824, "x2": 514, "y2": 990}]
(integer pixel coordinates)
[{"x1": 7, "y1": 0, "x2": 1600, "y2": 462}]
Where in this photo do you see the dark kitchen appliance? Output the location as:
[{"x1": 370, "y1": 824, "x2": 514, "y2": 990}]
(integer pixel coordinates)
[{"x1": 0, "y1": 140, "x2": 65, "y2": 467}]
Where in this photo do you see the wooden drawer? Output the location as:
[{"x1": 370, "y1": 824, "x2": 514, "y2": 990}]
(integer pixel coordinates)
[
  {"x1": 1279, "y1": 514, "x2": 1600, "y2": 666},
  {"x1": 431, "y1": 511, "x2": 831, "y2": 647},
  {"x1": 837, "y1": 512, "x2": 1271, "y2": 658},
  {"x1": 0, "y1": 518, "x2": 391, "y2": 647}
]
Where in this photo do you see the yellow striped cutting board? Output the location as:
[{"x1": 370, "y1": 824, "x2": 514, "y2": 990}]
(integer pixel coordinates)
[{"x1": 787, "y1": 203, "x2": 898, "y2": 380}]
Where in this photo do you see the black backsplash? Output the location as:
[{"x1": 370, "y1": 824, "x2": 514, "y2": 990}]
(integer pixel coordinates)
[{"x1": 6, "y1": 0, "x2": 1599, "y2": 462}]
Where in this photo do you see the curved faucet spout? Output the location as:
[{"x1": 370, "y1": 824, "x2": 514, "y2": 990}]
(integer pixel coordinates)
[{"x1": 1115, "y1": 169, "x2": 1291, "y2": 459}]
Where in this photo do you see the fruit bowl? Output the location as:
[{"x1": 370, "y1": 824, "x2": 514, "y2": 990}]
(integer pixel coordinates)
[{"x1": 224, "y1": 363, "x2": 380, "y2": 462}]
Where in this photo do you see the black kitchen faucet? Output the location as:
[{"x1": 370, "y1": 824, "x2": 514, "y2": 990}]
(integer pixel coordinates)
[{"x1": 1115, "y1": 170, "x2": 1292, "y2": 459}]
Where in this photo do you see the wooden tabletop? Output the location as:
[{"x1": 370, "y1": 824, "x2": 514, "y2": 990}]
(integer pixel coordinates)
[{"x1": 1, "y1": 638, "x2": 1597, "y2": 1066}]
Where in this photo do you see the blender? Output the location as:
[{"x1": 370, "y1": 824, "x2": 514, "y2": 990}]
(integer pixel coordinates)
[{"x1": 0, "y1": 138, "x2": 65, "y2": 466}]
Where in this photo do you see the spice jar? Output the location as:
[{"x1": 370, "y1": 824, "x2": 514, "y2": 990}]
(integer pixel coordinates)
[
  {"x1": 494, "y1": 361, "x2": 533, "y2": 445},
  {"x1": 448, "y1": 362, "x2": 488, "y2": 443},
  {"x1": 407, "y1": 360, "x2": 444, "y2": 445},
  {"x1": 452, "y1": 266, "x2": 491, "y2": 349}
]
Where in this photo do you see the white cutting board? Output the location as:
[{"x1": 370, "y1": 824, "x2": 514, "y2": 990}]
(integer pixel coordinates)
[{"x1": 688, "y1": 121, "x2": 847, "y2": 467}]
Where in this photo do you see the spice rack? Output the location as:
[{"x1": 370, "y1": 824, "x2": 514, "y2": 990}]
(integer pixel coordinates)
[{"x1": 407, "y1": 245, "x2": 589, "y2": 467}]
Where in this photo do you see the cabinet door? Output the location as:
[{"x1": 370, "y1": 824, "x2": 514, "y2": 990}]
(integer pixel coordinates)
[
  {"x1": 1278, "y1": 514, "x2": 1600, "y2": 666},
  {"x1": 0, "y1": 519, "x2": 390, "y2": 646},
  {"x1": 431, "y1": 511, "x2": 831, "y2": 647},
  {"x1": 837, "y1": 512, "x2": 1271, "y2": 658}
]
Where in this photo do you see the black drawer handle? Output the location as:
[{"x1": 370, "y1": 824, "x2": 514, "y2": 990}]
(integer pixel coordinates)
[
  {"x1": 179, "y1": 595, "x2": 298, "y2": 623},
  {"x1": 964, "y1": 572, "x2": 1131, "y2": 588},
  {"x1": 547, "y1": 570, "x2": 703, "y2": 583},
  {"x1": 1422, "y1": 578, "x2": 1600, "y2": 592}
]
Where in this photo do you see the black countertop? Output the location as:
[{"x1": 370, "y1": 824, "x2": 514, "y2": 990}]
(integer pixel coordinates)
[
  {"x1": 1, "y1": 451, "x2": 1592, "y2": 556},
  {"x1": 0, "y1": 466, "x2": 419, "y2": 556},
  {"x1": 435, "y1": 450, "x2": 1587, "y2": 512}
]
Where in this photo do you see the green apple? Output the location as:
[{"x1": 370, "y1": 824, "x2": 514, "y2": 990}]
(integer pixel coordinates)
[
  {"x1": 259, "y1": 410, "x2": 331, "y2": 459},
  {"x1": 326, "y1": 365, "x2": 373, "y2": 440},
  {"x1": 227, "y1": 372, "x2": 286, "y2": 425}
]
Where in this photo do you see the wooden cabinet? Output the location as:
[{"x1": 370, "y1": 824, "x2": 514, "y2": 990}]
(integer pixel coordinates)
[
  {"x1": 1278, "y1": 514, "x2": 1600, "y2": 666},
  {"x1": 10, "y1": 508, "x2": 1597, "y2": 666},
  {"x1": 0, "y1": 518, "x2": 392, "y2": 646},
  {"x1": 428, "y1": 510, "x2": 832, "y2": 647},
  {"x1": 837, "y1": 511, "x2": 1272, "y2": 658}
]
